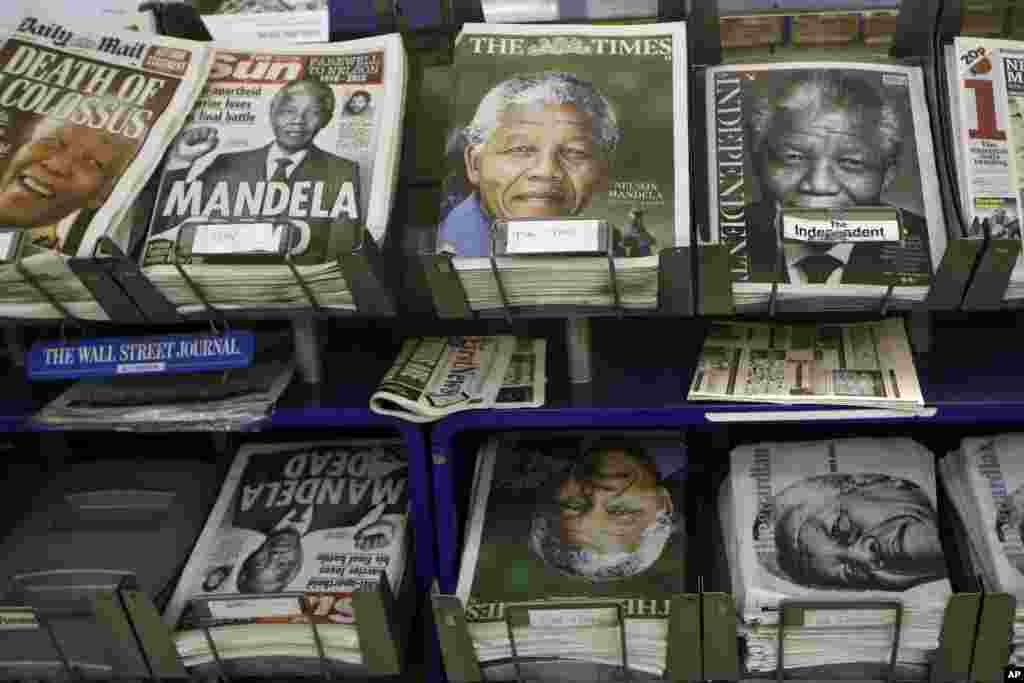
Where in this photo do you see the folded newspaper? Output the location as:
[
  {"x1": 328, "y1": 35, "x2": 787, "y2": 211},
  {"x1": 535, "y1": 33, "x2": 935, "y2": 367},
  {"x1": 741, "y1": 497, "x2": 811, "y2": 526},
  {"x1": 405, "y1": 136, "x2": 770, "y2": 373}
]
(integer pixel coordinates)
[
  {"x1": 723, "y1": 437, "x2": 952, "y2": 678},
  {"x1": 688, "y1": 318, "x2": 924, "y2": 410},
  {"x1": 164, "y1": 438, "x2": 410, "y2": 671},
  {"x1": 939, "y1": 434, "x2": 1024, "y2": 665},
  {"x1": 369, "y1": 336, "x2": 546, "y2": 423}
]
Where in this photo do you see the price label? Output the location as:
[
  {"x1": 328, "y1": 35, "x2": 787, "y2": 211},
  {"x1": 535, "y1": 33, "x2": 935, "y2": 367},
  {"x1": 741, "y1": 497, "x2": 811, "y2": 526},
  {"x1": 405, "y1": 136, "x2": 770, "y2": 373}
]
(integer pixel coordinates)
[
  {"x1": 503, "y1": 219, "x2": 605, "y2": 255},
  {"x1": 782, "y1": 209, "x2": 900, "y2": 244},
  {"x1": 207, "y1": 597, "x2": 302, "y2": 620},
  {"x1": 528, "y1": 607, "x2": 618, "y2": 629},
  {"x1": 192, "y1": 223, "x2": 284, "y2": 256}
]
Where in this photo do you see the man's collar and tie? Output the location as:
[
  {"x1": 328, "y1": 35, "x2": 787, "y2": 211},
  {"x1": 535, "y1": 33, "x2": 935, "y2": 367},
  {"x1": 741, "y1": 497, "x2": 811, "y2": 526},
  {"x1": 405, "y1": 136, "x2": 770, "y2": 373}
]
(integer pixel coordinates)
[
  {"x1": 266, "y1": 144, "x2": 309, "y2": 181},
  {"x1": 783, "y1": 241, "x2": 855, "y2": 285}
]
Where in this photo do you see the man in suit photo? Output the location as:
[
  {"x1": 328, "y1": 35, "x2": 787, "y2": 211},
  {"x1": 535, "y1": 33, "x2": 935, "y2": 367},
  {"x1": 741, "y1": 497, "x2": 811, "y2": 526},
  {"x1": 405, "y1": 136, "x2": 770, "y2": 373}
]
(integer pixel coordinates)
[
  {"x1": 163, "y1": 77, "x2": 361, "y2": 259},
  {"x1": 742, "y1": 70, "x2": 930, "y2": 286}
]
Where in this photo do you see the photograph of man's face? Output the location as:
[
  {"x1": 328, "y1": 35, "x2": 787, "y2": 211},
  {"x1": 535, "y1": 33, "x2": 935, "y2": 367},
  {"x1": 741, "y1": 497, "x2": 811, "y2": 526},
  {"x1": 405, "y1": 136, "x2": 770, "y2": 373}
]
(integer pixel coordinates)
[
  {"x1": 270, "y1": 82, "x2": 330, "y2": 154},
  {"x1": 769, "y1": 474, "x2": 946, "y2": 591},
  {"x1": 465, "y1": 102, "x2": 610, "y2": 221},
  {"x1": 345, "y1": 91, "x2": 370, "y2": 115},
  {"x1": 752, "y1": 73, "x2": 900, "y2": 211},
  {"x1": 236, "y1": 528, "x2": 304, "y2": 593},
  {"x1": 530, "y1": 444, "x2": 676, "y2": 582},
  {"x1": 0, "y1": 119, "x2": 138, "y2": 229}
]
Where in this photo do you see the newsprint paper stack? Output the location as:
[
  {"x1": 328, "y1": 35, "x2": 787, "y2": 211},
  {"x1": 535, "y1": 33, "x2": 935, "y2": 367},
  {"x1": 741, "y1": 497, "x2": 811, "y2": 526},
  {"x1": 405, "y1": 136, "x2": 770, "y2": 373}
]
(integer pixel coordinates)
[
  {"x1": 143, "y1": 35, "x2": 407, "y2": 314},
  {"x1": 688, "y1": 318, "x2": 925, "y2": 410},
  {"x1": 704, "y1": 62, "x2": 947, "y2": 312},
  {"x1": 457, "y1": 432, "x2": 687, "y2": 679},
  {"x1": 437, "y1": 22, "x2": 688, "y2": 311},
  {"x1": 370, "y1": 336, "x2": 546, "y2": 423},
  {"x1": 0, "y1": 10, "x2": 213, "y2": 319},
  {"x1": 947, "y1": 38, "x2": 1024, "y2": 303},
  {"x1": 722, "y1": 438, "x2": 953, "y2": 678},
  {"x1": 164, "y1": 439, "x2": 410, "y2": 675},
  {"x1": 938, "y1": 434, "x2": 1024, "y2": 665}
]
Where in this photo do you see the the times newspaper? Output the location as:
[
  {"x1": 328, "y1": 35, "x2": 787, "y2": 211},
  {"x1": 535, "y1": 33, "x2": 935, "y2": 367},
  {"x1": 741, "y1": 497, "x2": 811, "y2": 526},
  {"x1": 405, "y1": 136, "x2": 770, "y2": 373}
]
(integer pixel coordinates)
[
  {"x1": 725, "y1": 438, "x2": 952, "y2": 671},
  {"x1": 0, "y1": 13, "x2": 212, "y2": 318},
  {"x1": 370, "y1": 336, "x2": 546, "y2": 423},
  {"x1": 949, "y1": 38, "x2": 1024, "y2": 283},
  {"x1": 164, "y1": 439, "x2": 409, "y2": 664},
  {"x1": 688, "y1": 318, "x2": 924, "y2": 409},
  {"x1": 146, "y1": 37, "x2": 404, "y2": 270},
  {"x1": 455, "y1": 433, "x2": 687, "y2": 675}
]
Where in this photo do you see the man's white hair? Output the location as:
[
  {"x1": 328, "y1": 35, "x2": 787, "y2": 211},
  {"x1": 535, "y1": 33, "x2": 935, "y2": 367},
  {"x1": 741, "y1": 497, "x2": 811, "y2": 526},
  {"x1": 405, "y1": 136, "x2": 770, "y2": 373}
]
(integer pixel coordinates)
[
  {"x1": 529, "y1": 510, "x2": 676, "y2": 582},
  {"x1": 463, "y1": 71, "x2": 620, "y2": 155}
]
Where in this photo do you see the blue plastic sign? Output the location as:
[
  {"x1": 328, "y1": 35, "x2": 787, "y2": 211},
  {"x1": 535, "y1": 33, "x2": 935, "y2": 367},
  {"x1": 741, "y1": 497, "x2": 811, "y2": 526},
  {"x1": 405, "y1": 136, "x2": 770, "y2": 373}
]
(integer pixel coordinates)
[{"x1": 28, "y1": 332, "x2": 256, "y2": 381}]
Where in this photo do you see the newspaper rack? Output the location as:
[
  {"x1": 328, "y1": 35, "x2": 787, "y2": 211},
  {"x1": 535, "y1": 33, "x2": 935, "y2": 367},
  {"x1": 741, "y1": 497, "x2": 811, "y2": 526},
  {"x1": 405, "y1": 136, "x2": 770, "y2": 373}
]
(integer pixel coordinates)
[
  {"x1": 933, "y1": 0, "x2": 1024, "y2": 311},
  {"x1": 431, "y1": 584, "x2": 707, "y2": 683},
  {"x1": 0, "y1": 570, "x2": 162, "y2": 681},
  {"x1": 688, "y1": 0, "x2": 983, "y2": 323},
  {"x1": 421, "y1": 221, "x2": 694, "y2": 321},
  {"x1": 175, "y1": 577, "x2": 404, "y2": 679}
]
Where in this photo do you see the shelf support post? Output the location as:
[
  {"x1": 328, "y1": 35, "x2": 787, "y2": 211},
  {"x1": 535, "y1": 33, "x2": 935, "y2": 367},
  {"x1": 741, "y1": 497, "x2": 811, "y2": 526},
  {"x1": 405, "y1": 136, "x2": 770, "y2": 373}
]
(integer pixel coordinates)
[
  {"x1": 291, "y1": 314, "x2": 323, "y2": 385},
  {"x1": 566, "y1": 317, "x2": 592, "y2": 385}
]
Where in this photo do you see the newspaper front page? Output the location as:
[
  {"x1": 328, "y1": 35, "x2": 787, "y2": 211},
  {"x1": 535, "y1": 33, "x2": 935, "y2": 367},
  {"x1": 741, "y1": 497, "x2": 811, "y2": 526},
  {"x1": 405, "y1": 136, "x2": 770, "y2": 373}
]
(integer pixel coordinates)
[
  {"x1": 0, "y1": 11, "x2": 213, "y2": 319},
  {"x1": 688, "y1": 318, "x2": 923, "y2": 409},
  {"x1": 165, "y1": 439, "x2": 409, "y2": 666},
  {"x1": 369, "y1": 336, "x2": 521, "y2": 423},
  {"x1": 143, "y1": 36, "x2": 405, "y2": 312},
  {"x1": 950, "y1": 37, "x2": 1024, "y2": 284},
  {"x1": 726, "y1": 438, "x2": 952, "y2": 672},
  {"x1": 457, "y1": 433, "x2": 687, "y2": 675}
]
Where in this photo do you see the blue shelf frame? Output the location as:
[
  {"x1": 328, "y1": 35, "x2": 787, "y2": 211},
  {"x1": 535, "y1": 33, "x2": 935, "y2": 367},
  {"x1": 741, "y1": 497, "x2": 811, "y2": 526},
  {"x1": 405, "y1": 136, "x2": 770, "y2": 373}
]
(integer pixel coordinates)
[{"x1": 429, "y1": 313, "x2": 1024, "y2": 594}]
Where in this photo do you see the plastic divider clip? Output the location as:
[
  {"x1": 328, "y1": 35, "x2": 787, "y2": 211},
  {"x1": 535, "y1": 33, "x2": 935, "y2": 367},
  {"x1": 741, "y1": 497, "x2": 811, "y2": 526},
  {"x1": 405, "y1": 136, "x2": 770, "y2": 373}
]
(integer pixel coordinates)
[
  {"x1": 970, "y1": 592, "x2": 1016, "y2": 683},
  {"x1": 931, "y1": 592, "x2": 981, "y2": 683}
]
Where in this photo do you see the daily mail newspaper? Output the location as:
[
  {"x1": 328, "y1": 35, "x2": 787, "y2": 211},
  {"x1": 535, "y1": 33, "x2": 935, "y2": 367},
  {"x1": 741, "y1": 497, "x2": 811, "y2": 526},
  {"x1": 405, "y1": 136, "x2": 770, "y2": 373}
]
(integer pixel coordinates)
[
  {"x1": 948, "y1": 37, "x2": 1024, "y2": 287},
  {"x1": 143, "y1": 36, "x2": 406, "y2": 312},
  {"x1": 369, "y1": 335, "x2": 527, "y2": 423},
  {"x1": 724, "y1": 438, "x2": 952, "y2": 670},
  {"x1": 0, "y1": 11, "x2": 213, "y2": 319},
  {"x1": 688, "y1": 318, "x2": 923, "y2": 409},
  {"x1": 165, "y1": 439, "x2": 410, "y2": 666}
]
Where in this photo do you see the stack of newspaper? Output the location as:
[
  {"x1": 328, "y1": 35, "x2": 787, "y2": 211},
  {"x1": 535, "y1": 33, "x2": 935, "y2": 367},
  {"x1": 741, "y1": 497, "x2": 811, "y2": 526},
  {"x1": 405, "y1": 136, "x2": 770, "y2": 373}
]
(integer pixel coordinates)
[
  {"x1": 142, "y1": 34, "x2": 407, "y2": 315},
  {"x1": 369, "y1": 336, "x2": 545, "y2": 423},
  {"x1": 946, "y1": 37, "x2": 1024, "y2": 304},
  {"x1": 704, "y1": 62, "x2": 948, "y2": 312},
  {"x1": 165, "y1": 439, "x2": 410, "y2": 673},
  {"x1": 688, "y1": 318, "x2": 925, "y2": 410},
  {"x1": 938, "y1": 434, "x2": 1024, "y2": 665},
  {"x1": 436, "y1": 22, "x2": 688, "y2": 312},
  {"x1": 721, "y1": 438, "x2": 953, "y2": 677},
  {"x1": 0, "y1": 11, "x2": 214, "y2": 320},
  {"x1": 0, "y1": 14, "x2": 407, "y2": 320},
  {"x1": 457, "y1": 432, "x2": 687, "y2": 677}
]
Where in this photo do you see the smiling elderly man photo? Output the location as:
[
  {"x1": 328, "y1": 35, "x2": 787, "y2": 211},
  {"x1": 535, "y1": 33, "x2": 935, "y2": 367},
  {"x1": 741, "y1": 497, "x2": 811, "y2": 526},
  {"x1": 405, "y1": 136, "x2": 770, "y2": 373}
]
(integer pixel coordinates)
[{"x1": 439, "y1": 71, "x2": 655, "y2": 258}]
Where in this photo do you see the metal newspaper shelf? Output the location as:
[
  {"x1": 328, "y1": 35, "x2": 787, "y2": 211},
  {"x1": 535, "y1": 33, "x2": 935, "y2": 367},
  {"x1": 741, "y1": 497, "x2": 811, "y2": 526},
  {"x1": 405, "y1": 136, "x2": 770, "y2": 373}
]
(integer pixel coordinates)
[
  {"x1": 688, "y1": 0, "x2": 982, "y2": 332},
  {"x1": 934, "y1": 0, "x2": 1024, "y2": 310},
  {"x1": 430, "y1": 588, "x2": 994, "y2": 683},
  {"x1": 0, "y1": 570, "x2": 409, "y2": 681}
]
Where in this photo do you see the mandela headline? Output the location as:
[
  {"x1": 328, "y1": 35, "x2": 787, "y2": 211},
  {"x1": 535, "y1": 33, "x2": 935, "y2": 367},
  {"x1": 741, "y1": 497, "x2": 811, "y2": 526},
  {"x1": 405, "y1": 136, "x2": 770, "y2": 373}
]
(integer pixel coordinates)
[{"x1": 0, "y1": 43, "x2": 169, "y2": 139}]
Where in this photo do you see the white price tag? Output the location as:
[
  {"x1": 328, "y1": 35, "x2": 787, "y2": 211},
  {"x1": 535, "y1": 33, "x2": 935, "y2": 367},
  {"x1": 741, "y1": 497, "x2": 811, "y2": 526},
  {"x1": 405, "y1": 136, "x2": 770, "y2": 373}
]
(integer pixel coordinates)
[
  {"x1": 193, "y1": 223, "x2": 283, "y2": 256},
  {"x1": 802, "y1": 608, "x2": 898, "y2": 628},
  {"x1": 0, "y1": 231, "x2": 16, "y2": 261},
  {"x1": 782, "y1": 210, "x2": 900, "y2": 243},
  {"x1": 0, "y1": 608, "x2": 38, "y2": 630},
  {"x1": 201, "y1": 9, "x2": 328, "y2": 43},
  {"x1": 528, "y1": 607, "x2": 618, "y2": 629},
  {"x1": 505, "y1": 220, "x2": 603, "y2": 254},
  {"x1": 207, "y1": 597, "x2": 302, "y2": 620}
]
